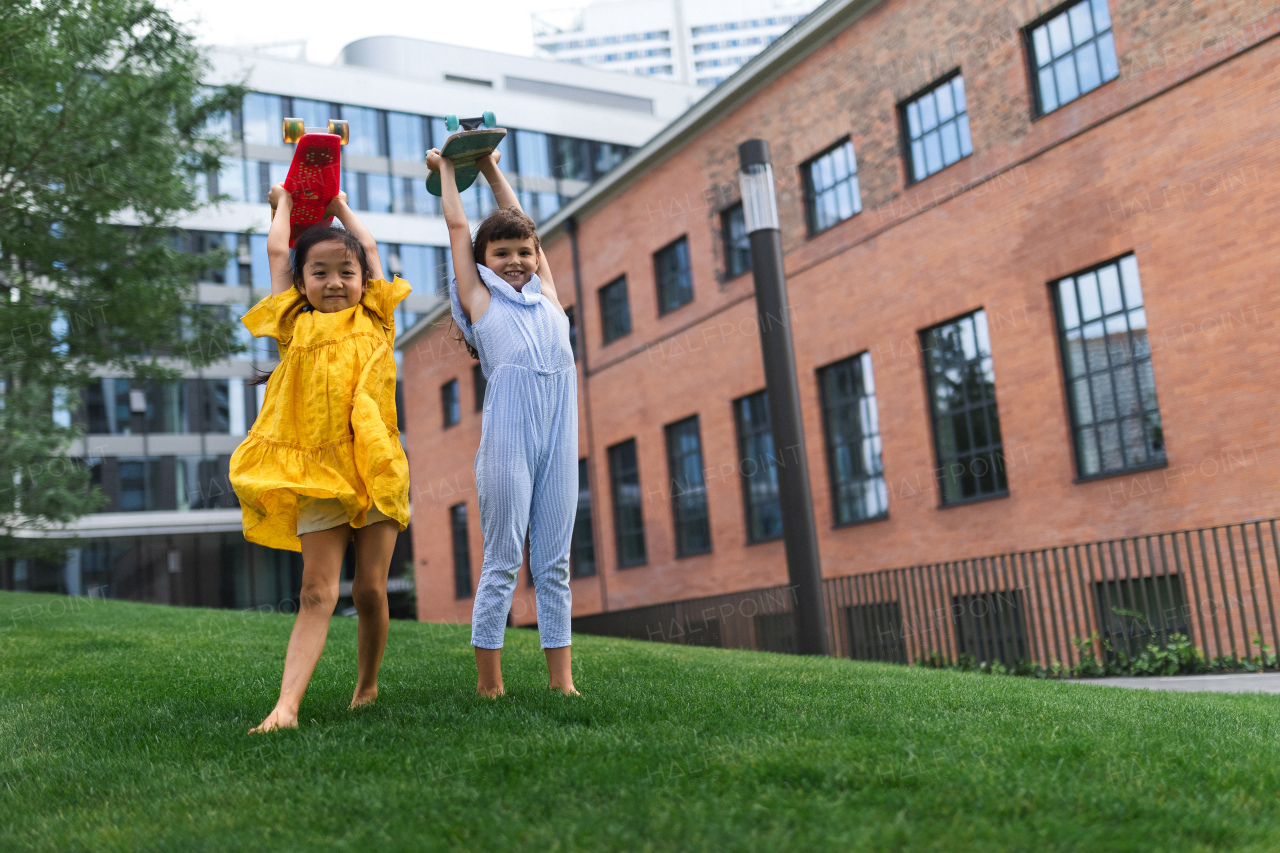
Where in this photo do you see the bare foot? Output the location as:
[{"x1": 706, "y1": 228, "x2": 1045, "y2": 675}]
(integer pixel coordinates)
[
  {"x1": 549, "y1": 682, "x2": 580, "y2": 696},
  {"x1": 476, "y1": 683, "x2": 505, "y2": 698},
  {"x1": 249, "y1": 707, "x2": 297, "y2": 734},
  {"x1": 349, "y1": 688, "x2": 377, "y2": 710}
]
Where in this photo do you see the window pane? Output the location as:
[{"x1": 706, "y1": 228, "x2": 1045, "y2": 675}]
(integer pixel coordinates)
[
  {"x1": 666, "y1": 417, "x2": 711, "y2": 556},
  {"x1": 1033, "y1": 26, "x2": 1053, "y2": 67},
  {"x1": 290, "y1": 98, "x2": 330, "y2": 130},
  {"x1": 935, "y1": 83, "x2": 955, "y2": 120},
  {"x1": 820, "y1": 355, "x2": 888, "y2": 523},
  {"x1": 957, "y1": 115, "x2": 973, "y2": 156},
  {"x1": 1054, "y1": 56, "x2": 1080, "y2": 103},
  {"x1": 1068, "y1": 2, "x2": 1095, "y2": 42},
  {"x1": 342, "y1": 105, "x2": 382, "y2": 157},
  {"x1": 906, "y1": 101, "x2": 921, "y2": 137},
  {"x1": 1048, "y1": 14, "x2": 1073, "y2": 58},
  {"x1": 1076, "y1": 41, "x2": 1102, "y2": 92},
  {"x1": 1098, "y1": 32, "x2": 1119, "y2": 80},
  {"x1": 1091, "y1": 0, "x2": 1113, "y2": 33},
  {"x1": 388, "y1": 112, "x2": 424, "y2": 162},
  {"x1": 1038, "y1": 68, "x2": 1059, "y2": 112},
  {"x1": 365, "y1": 173, "x2": 393, "y2": 214},
  {"x1": 922, "y1": 310, "x2": 1006, "y2": 504},
  {"x1": 242, "y1": 93, "x2": 282, "y2": 146},
  {"x1": 940, "y1": 122, "x2": 960, "y2": 164},
  {"x1": 1054, "y1": 255, "x2": 1164, "y2": 476},
  {"x1": 608, "y1": 439, "x2": 646, "y2": 567}
]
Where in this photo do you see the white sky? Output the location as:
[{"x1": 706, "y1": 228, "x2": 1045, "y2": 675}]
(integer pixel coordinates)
[{"x1": 159, "y1": 0, "x2": 580, "y2": 63}]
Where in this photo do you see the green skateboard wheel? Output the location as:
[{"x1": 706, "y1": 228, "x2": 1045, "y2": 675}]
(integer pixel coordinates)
[
  {"x1": 445, "y1": 114, "x2": 459, "y2": 133},
  {"x1": 282, "y1": 117, "x2": 305, "y2": 144},
  {"x1": 482, "y1": 111, "x2": 495, "y2": 128}
]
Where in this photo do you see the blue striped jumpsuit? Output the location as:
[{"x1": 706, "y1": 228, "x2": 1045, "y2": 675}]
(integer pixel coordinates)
[{"x1": 450, "y1": 265, "x2": 577, "y2": 649}]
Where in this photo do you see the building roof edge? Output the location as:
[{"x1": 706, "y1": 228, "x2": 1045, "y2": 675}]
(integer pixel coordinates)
[
  {"x1": 538, "y1": 0, "x2": 885, "y2": 241},
  {"x1": 396, "y1": 296, "x2": 452, "y2": 351}
]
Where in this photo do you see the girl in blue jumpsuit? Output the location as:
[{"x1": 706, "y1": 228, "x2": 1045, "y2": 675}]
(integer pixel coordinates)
[{"x1": 429, "y1": 146, "x2": 578, "y2": 696}]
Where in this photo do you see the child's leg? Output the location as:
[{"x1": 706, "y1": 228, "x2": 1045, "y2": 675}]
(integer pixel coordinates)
[
  {"x1": 527, "y1": 380, "x2": 579, "y2": 693},
  {"x1": 471, "y1": 382, "x2": 537, "y2": 695},
  {"x1": 251, "y1": 524, "x2": 350, "y2": 733},
  {"x1": 350, "y1": 519, "x2": 399, "y2": 708}
]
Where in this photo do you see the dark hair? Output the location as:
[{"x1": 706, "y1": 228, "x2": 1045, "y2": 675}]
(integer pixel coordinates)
[
  {"x1": 248, "y1": 225, "x2": 371, "y2": 385},
  {"x1": 471, "y1": 207, "x2": 540, "y2": 266},
  {"x1": 452, "y1": 208, "x2": 541, "y2": 361},
  {"x1": 293, "y1": 224, "x2": 370, "y2": 290}
]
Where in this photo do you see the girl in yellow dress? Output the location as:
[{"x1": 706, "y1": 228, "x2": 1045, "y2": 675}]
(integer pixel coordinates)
[{"x1": 231, "y1": 185, "x2": 411, "y2": 734}]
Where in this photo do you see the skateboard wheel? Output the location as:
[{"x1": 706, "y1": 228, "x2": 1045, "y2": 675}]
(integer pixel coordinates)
[
  {"x1": 282, "y1": 117, "x2": 305, "y2": 144},
  {"x1": 445, "y1": 114, "x2": 459, "y2": 133},
  {"x1": 482, "y1": 111, "x2": 496, "y2": 128},
  {"x1": 327, "y1": 119, "x2": 350, "y2": 145}
]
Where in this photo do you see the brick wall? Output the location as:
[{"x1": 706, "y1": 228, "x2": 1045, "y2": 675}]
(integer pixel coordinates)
[{"x1": 402, "y1": 0, "x2": 1280, "y2": 625}]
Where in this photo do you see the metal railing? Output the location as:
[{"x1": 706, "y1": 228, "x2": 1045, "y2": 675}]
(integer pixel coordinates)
[{"x1": 571, "y1": 518, "x2": 1280, "y2": 667}]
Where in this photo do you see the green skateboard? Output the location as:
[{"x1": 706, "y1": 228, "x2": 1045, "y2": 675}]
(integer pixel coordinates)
[{"x1": 426, "y1": 112, "x2": 507, "y2": 197}]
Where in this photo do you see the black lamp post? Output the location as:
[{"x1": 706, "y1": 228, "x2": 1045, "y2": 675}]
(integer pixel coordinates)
[{"x1": 737, "y1": 139, "x2": 830, "y2": 656}]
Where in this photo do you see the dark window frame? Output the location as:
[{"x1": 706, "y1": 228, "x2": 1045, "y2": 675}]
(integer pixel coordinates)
[
  {"x1": 472, "y1": 364, "x2": 487, "y2": 413},
  {"x1": 449, "y1": 502, "x2": 472, "y2": 599},
  {"x1": 720, "y1": 203, "x2": 752, "y2": 280},
  {"x1": 1049, "y1": 252, "x2": 1166, "y2": 481},
  {"x1": 733, "y1": 391, "x2": 783, "y2": 544},
  {"x1": 664, "y1": 415, "x2": 712, "y2": 558},
  {"x1": 441, "y1": 378, "x2": 461, "y2": 428},
  {"x1": 816, "y1": 352, "x2": 890, "y2": 527},
  {"x1": 570, "y1": 457, "x2": 596, "y2": 577},
  {"x1": 801, "y1": 137, "x2": 862, "y2": 236},
  {"x1": 599, "y1": 275, "x2": 632, "y2": 345},
  {"x1": 607, "y1": 438, "x2": 647, "y2": 569},
  {"x1": 920, "y1": 310, "x2": 1010, "y2": 508},
  {"x1": 1024, "y1": 0, "x2": 1120, "y2": 119},
  {"x1": 899, "y1": 70, "x2": 973, "y2": 184},
  {"x1": 653, "y1": 236, "x2": 694, "y2": 316}
]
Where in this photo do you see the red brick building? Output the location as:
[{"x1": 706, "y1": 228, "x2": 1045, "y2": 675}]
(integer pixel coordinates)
[{"x1": 399, "y1": 0, "x2": 1280, "y2": 657}]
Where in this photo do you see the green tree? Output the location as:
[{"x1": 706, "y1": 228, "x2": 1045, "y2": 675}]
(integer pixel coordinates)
[{"x1": 0, "y1": 0, "x2": 243, "y2": 559}]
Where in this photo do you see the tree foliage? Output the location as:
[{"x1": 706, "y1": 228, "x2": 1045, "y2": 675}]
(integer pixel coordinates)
[{"x1": 0, "y1": 0, "x2": 243, "y2": 558}]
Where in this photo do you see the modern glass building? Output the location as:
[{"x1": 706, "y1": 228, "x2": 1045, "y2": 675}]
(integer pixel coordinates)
[
  {"x1": 533, "y1": 0, "x2": 822, "y2": 87},
  {"x1": 3, "y1": 38, "x2": 700, "y2": 614}
]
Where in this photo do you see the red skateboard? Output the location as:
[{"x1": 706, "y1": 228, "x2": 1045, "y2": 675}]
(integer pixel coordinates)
[{"x1": 279, "y1": 117, "x2": 349, "y2": 247}]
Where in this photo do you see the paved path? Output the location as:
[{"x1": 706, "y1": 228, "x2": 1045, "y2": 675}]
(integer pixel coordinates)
[{"x1": 1066, "y1": 673, "x2": 1280, "y2": 694}]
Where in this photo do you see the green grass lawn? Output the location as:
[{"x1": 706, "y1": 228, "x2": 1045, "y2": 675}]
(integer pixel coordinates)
[{"x1": 2, "y1": 590, "x2": 1280, "y2": 852}]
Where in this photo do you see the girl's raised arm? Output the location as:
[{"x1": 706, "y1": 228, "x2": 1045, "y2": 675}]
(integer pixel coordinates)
[
  {"x1": 326, "y1": 192, "x2": 384, "y2": 281},
  {"x1": 266, "y1": 185, "x2": 297, "y2": 296},
  {"x1": 477, "y1": 152, "x2": 560, "y2": 309},
  {"x1": 477, "y1": 150, "x2": 520, "y2": 211},
  {"x1": 428, "y1": 149, "x2": 488, "y2": 323}
]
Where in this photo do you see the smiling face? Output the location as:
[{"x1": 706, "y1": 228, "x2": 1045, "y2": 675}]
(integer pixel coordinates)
[
  {"x1": 483, "y1": 237, "x2": 539, "y2": 290},
  {"x1": 296, "y1": 240, "x2": 366, "y2": 312}
]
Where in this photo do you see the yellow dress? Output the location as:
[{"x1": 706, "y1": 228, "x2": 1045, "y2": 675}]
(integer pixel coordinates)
[{"x1": 229, "y1": 277, "x2": 412, "y2": 552}]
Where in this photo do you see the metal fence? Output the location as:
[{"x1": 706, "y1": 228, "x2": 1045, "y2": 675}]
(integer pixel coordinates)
[{"x1": 572, "y1": 518, "x2": 1280, "y2": 667}]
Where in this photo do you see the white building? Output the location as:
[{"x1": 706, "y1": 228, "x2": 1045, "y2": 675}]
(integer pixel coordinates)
[
  {"x1": 6, "y1": 40, "x2": 700, "y2": 612},
  {"x1": 533, "y1": 0, "x2": 823, "y2": 87}
]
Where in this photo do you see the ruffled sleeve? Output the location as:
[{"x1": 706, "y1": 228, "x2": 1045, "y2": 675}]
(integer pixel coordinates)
[
  {"x1": 360, "y1": 276, "x2": 412, "y2": 338},
  {"x1": 243, "y1": 289, "x2": 308, "y2": 347},
  {"x1": 448, "y1": 276, "x2": 476, "y2": 349}
]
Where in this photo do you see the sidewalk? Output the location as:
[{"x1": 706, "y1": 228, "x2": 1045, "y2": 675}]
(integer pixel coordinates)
[{"x1": 1066, "y1": 673, "x2": 1280, "y2": 694}]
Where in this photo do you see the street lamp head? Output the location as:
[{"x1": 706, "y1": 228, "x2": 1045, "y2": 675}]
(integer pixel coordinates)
[{"x1": 737, "y1": 138, "x2": 779, "y2": 234}]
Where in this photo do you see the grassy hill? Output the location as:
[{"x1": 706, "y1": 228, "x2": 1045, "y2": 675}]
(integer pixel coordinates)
[{"x1": 2, "y1": 589, "x2": 1279, "y2": 852}]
